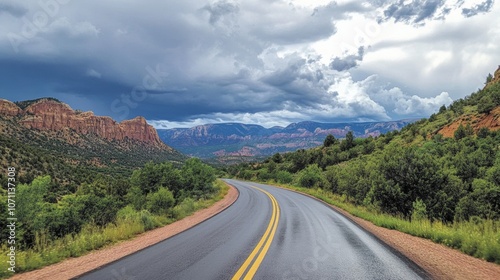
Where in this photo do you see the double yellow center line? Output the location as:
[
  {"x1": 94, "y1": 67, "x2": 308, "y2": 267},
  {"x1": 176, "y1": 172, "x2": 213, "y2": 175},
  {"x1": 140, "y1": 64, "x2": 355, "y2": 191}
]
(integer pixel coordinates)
[{"x1": 232, "y1": 187, "x2": 280, "y2": 280}]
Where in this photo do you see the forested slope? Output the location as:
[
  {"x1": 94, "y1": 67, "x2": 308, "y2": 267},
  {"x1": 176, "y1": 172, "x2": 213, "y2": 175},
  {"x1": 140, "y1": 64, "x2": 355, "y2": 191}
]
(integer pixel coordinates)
[{"x1": 227, "y1": 68, "x2": 500, "y2": 263}]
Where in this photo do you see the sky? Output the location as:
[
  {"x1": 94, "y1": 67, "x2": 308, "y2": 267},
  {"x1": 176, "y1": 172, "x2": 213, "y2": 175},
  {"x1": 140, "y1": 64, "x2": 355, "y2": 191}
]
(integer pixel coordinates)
[{"x1": 0, "y1": 0, "x2": 498, "y2": 129}]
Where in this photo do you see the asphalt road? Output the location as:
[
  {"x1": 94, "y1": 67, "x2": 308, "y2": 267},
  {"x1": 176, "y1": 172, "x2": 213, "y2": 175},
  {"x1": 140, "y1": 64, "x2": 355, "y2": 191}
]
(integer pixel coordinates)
[{"x1": 78, "y1": 179, "x2": 429, "y2": 280}]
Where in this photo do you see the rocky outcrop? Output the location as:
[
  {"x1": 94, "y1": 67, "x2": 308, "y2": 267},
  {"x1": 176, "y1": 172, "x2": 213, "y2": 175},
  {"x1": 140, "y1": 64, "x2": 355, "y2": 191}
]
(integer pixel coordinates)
[
  {"x1": 0, "y1": 99, "x2": 22, "y2": 116},
  {"x1": 1, "y1": 98, "x2": 166, "y2": 148},
  {"x1": 119, "y1": 116, "x2": 163, "y2": 144}
]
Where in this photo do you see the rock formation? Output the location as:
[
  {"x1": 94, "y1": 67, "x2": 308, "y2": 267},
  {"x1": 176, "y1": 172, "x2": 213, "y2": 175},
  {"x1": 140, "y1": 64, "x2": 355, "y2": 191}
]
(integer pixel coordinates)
[
  {"x1": 0, "y1": 99, "x2": 22, "y2": 116},
  {"x1": 0, "y1": 98, "x2": 165, "y2": 148}
]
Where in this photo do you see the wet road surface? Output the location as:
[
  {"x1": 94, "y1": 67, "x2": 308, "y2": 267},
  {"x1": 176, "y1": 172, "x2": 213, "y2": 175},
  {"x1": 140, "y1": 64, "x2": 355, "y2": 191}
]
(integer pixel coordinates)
[{"x1": 78, "y1": 179, "x2": 429, "y2": 280}]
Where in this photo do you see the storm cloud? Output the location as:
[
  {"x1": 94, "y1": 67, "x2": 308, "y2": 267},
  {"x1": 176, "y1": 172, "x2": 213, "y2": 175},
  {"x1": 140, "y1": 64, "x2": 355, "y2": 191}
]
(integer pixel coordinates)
[
  {"x1": 0, "y1": 0, "x2": 498, "y2": 128},
  {"x1": 381, "y1": 0, "x2": 446, "y2": 24},
  {"x1": 330, "y1": 46, "x2": 365, "y2": 71}
]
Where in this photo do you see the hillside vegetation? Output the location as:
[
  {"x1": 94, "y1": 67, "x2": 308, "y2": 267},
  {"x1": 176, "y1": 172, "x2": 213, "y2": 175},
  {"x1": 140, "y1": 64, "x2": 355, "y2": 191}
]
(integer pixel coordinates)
[
  {"x1": 0, "y1": 158, "x2": 223, "y2": 278},
  {"x1": 227, "y1": 70, "x2": 500, "y2": 263},
  {"x1": 0, "y1": 98, "x2": 188, "y2": 203}
]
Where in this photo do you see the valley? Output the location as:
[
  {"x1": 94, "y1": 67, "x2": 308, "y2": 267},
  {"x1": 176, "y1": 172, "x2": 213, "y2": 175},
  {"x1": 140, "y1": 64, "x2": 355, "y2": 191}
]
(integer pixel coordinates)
[{"x1": 158, "y1": 120, "x2": 415, "y2": 160}]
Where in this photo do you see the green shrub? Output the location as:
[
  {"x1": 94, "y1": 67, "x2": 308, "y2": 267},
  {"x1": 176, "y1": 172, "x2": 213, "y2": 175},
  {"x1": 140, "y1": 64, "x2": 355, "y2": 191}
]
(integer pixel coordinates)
[
  {"x1": 146, "y1": 187, "x2": 175, "y2": 215},
  {"x1": 296, "y1": 164, "x2": 326, "y2": 188},
  {"x1": 276, "y1": 170, "x2": 293, "y2": 184}
]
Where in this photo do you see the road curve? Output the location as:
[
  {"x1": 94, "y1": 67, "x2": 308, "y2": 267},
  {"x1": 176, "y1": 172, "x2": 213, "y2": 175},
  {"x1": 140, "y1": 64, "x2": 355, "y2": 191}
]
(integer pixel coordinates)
[{"x1": 78, "y1": 179, "x2": 429, "y2": 280}]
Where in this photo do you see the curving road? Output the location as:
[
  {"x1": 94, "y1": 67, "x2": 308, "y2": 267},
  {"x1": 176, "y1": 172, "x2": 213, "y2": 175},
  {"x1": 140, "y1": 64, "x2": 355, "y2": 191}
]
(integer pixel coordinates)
[{"x1": 78, "y1": 179, "x2": 429, "y2": 280}]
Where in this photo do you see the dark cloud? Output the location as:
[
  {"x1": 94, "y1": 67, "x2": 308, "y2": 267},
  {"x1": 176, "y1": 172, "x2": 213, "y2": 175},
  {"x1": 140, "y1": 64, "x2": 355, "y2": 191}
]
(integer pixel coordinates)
[
  {"x1": 0, "y1": 2, "x2": 27, "y2": 17},
  {"x1": 376, "y1": 0, "x2": 495, "y2": 24},
  {"x1": 381, "y1": 0, "x2": 446, "y2": 24},
  {"x1": 330, "y1": 46, "x2": 365, "y2": 72},
  {"x1": 0, "y1": 0, "x2": 497, "y2": 128},
  {"x1": 260, "y1": 55, "x2": 333, "y2": 108},
  {"x1": 462, "y1": 0, "x2": 494, "y2": 17}
]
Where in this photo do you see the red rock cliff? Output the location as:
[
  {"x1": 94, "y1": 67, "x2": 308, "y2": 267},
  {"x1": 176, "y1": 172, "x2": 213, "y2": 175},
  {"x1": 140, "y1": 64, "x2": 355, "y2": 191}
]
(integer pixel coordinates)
[
  {"x1": 2, "y1": 98, "x2": 165, "y2": 147},
  {"x1": 0, "y1": 99, "x2": 22, "y2": 116}
]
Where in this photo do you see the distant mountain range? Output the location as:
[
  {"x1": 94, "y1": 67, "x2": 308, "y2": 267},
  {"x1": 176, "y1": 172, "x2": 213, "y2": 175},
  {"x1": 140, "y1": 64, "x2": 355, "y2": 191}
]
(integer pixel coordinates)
[
  {"x1": 158, "y1": 120, "x2": 417, "y2": 160},
  {"x1": 0, "y1": 97, "x2": 417, "y2": 168}
]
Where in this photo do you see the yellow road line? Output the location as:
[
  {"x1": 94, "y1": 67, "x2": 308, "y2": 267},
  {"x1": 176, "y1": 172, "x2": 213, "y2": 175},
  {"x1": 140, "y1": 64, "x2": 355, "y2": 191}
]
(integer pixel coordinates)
[{"x1": 232, "y1": 187, "x2": 280, "y2": 280}]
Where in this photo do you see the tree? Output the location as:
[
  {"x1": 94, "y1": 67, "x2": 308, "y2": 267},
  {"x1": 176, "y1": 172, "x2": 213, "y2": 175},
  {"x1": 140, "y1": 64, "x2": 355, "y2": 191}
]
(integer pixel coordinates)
[
  {"x1": 336, "y1": 160, "x2": 373, "y2": 204},
  {"x1": 486, "y1": 73, "x2": 493, "y2": 84},
  {"x1": 487, "y1": 165, "x2": 500, "y2": 186},
  {"x1": 455, "y1": 151, "x2": 478, "y2": 183},
  {"x1": 289, "y1": 149, "x2": 307, "y2": 172},
  {"x1": 271, "y1": 153, "x2": 283, "y2": 164},
  {"x1": 146, "y1": 187, "x2": 175, "y2": 216},
  {"x1": 478, "y1": 96, "x2": 495, "y2": 114},
  {"x1": 324, "y1": 166, "x2": 340, "y2": 193},
  {"x1": 455, "y1": 179, "x2": 500, "y2": 220},
  {"x1": 263, "y1": 158, "x2": 276, "y2": 173},
  {"x1": 477, "y1": 127, "x2": 490, "y2": 138},
  {"x1": 130, "y1": 162, "x2": 182, "y2": 196},
  {"x1": 16, "y1": 176, "x2": 51, "y2": 245},
  {"x1": 323, "y1": 134, "x2": 337, "y2": 147},
  {"x1": 439, "y1": 105, "x2": 447, "y2": 114},
  {"x1": 340, "y1": 131, "x2": 354, "y2": 151},
  {"x1": 125, "y1": 186, "x2": 144, "y2": 210},
  {"x1": 362, "y1": 139, "x2": 376, "y2": 154},
  {"x1": 375, "y1": 146, "x2": 446, "y2": 218},
  {"x1": 454, "y1": 124, "x2": 467, "y2": 140},
  {"x1": 464, "y1": 123, "x2": 474, "y2": 137},
  {"x1": 296, "y1": 164, "x2": 326, "y2": 188},
  {"x1": 181, "y1": 158, "x2": 216, "y2": 197}
]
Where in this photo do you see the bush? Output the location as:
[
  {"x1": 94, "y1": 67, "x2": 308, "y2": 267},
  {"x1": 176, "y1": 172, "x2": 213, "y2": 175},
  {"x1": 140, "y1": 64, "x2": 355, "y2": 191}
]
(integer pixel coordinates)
[
  {"x1": 125, "y1": 186, "x2": 144, "y2": 210},
  {"x1": 146, "y1": 187, "x2": 175, "y2": 216},
  {"x1": 454, "y1": 124, "x2": 467, "y2": 140},
  {"x1": 478, "y1": 96, "x2": 495, "y2": 114},
  {"x1": 296, "y1": 164, "x2": 326, "y2": 188},
  {"x1": 276, "y1": 170, "x2": 293, "y2": 184}
]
